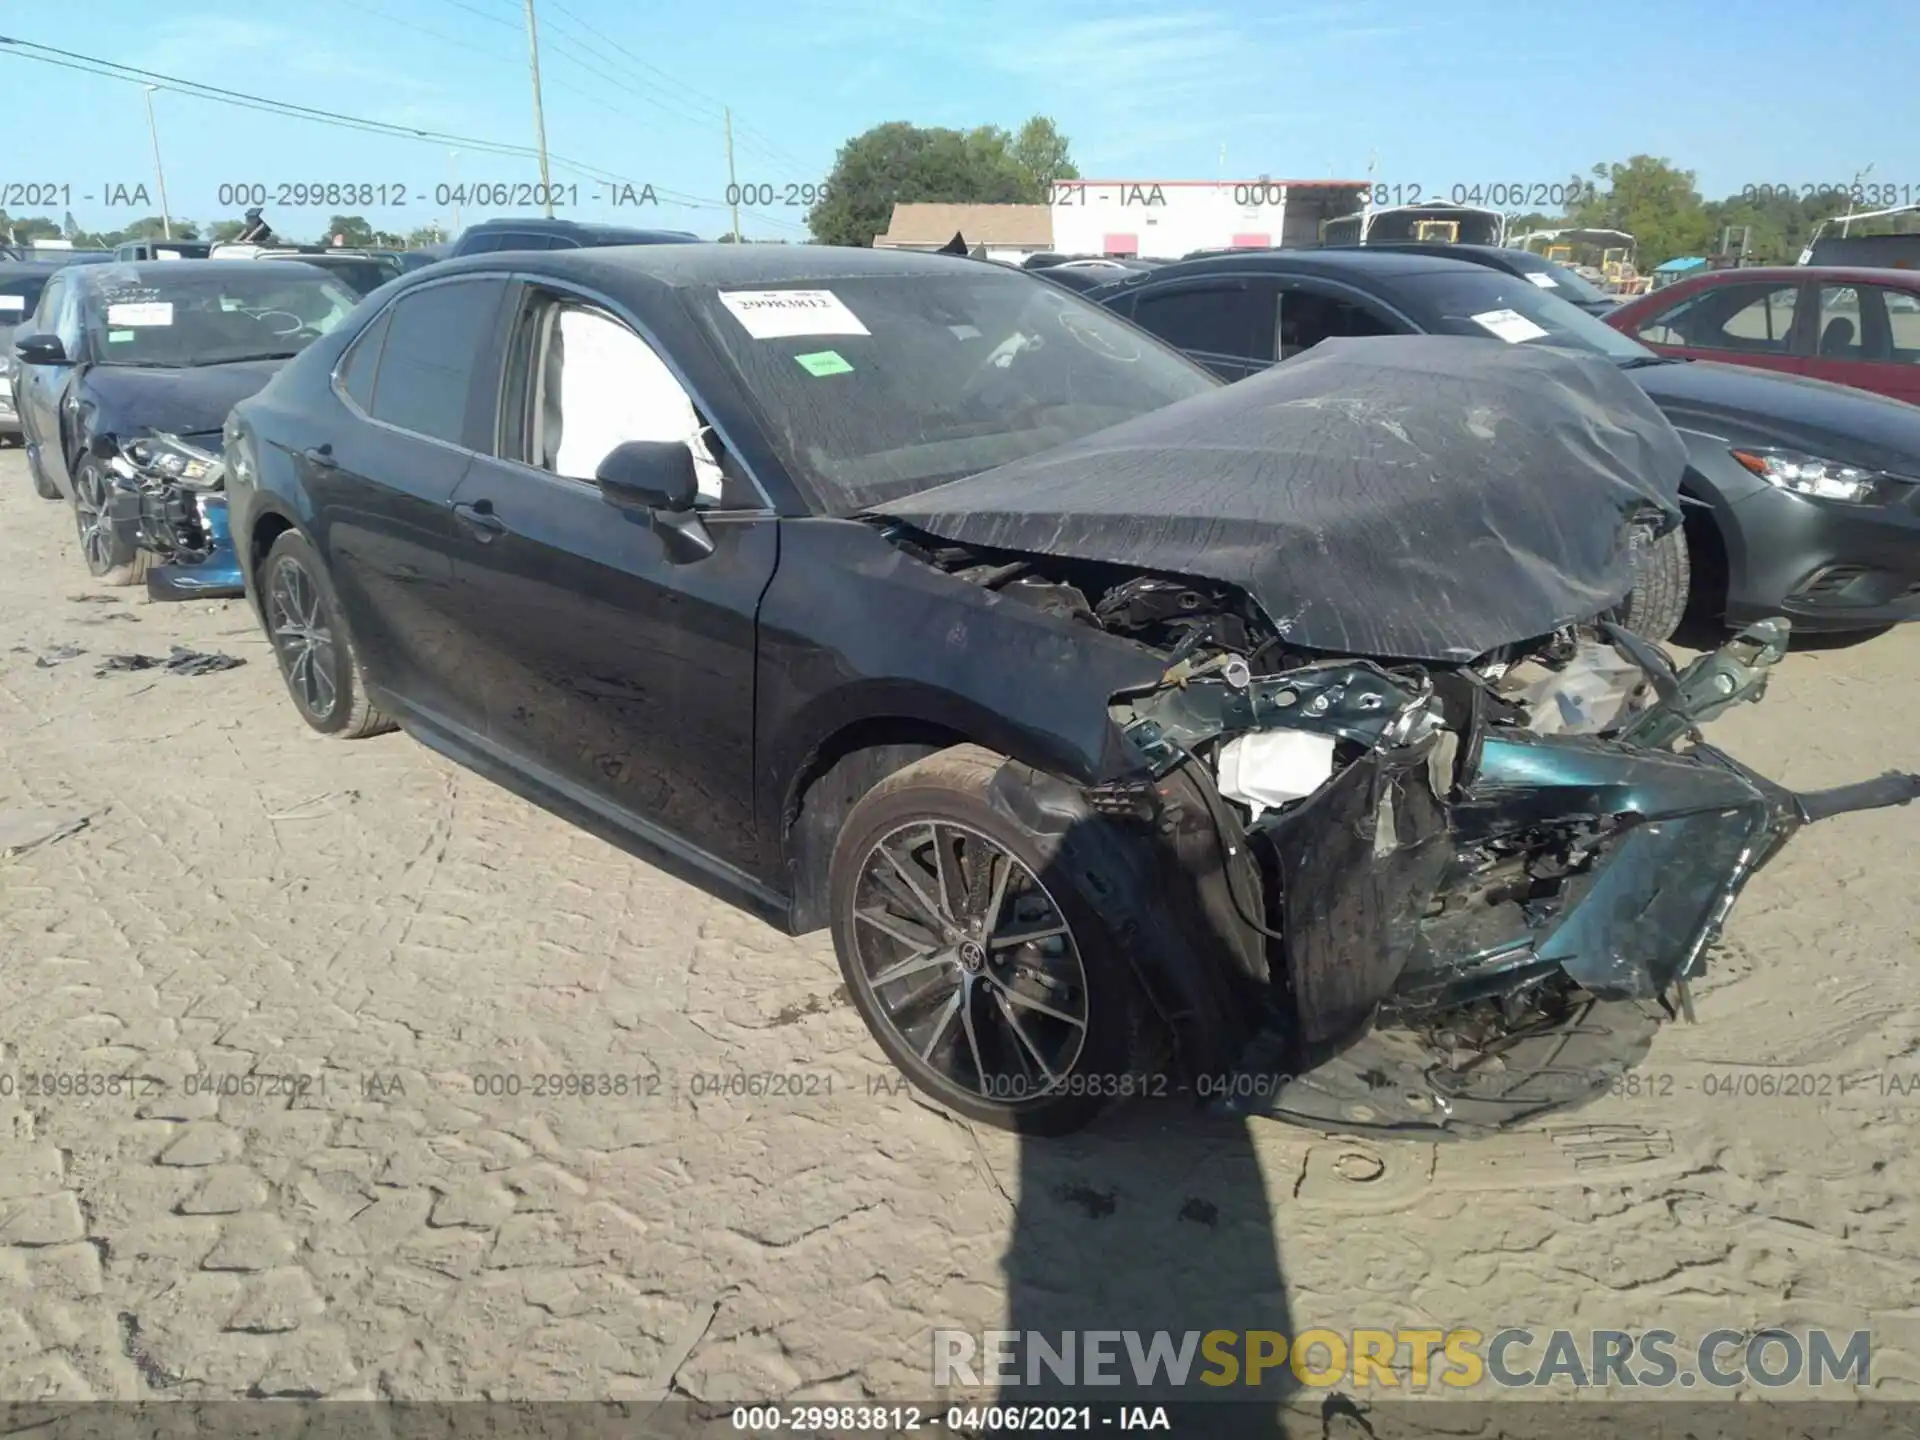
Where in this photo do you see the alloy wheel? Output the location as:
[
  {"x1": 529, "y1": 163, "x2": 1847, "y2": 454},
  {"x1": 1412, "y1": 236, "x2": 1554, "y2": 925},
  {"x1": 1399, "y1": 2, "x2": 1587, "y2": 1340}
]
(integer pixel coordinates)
[
  {"x1": 72, "y1": 461, "x2": 117, "y2": 572},
  {"x1": 848, "y1": 819, "x2": 1090, "y2": 1106},
  {"x1": 266, "y1": 557, "x2": 339, "y2": 721}
]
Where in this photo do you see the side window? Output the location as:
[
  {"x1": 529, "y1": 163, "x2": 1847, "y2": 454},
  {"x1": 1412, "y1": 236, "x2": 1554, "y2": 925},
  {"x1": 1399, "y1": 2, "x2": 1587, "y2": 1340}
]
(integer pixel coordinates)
[
  {"x1": 31, "y1": 275, "x2": 65, "y2": 333},
  {"x1": 496, "y1": 233, "x2": 555, "y2": 251},
  {"x1": 336, "y1": 307, "x2": 393, "y2": 412},
  {"x1": 53, "y1": 282, "x2": 85, "y2": 352},
  {"x1": 368, "y1": 278, "x2": 507, "y2": 445},
  {"x1": 1814, "y1": 285, "x2": 1875, "y2": 360},
  {"x1": 1877, "y1": 286, "x2": 1920, "y2": 364},
  {"x1": 1131, "y1": 284, "x2": 1264, "y2": 360},
  {"x1": 525, "y1": 302, "x2": 734, "y2": 505},
  {"x1": 460, "y1": 233, "x2": 505, "y2": 254},
  {"x1": 1276, "y1": 286, "x2": 1398, "y2": 358},
  {"x1": 1640, "y1": 283, "x2": 1800, "y2": 354}
]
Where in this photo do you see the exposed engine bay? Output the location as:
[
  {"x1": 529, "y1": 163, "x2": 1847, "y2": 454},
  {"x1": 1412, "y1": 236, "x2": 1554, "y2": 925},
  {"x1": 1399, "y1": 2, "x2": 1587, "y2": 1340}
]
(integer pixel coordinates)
[{"x1": 896, "y1": 529, "x2": 1920, "y2": 1133}]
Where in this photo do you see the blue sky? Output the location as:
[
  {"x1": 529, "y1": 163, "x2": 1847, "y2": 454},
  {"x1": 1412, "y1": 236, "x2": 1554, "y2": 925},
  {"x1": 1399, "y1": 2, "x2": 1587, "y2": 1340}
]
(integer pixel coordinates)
[{"x1": 3, "y1": 0, "x2": 1915, "y2": 241}]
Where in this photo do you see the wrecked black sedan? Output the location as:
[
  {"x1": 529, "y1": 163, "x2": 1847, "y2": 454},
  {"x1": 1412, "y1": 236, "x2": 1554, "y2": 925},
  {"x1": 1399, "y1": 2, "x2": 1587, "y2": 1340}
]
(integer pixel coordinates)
[{"x1": 223, "y1": 247, "x2": 1918, "y2": 1135}]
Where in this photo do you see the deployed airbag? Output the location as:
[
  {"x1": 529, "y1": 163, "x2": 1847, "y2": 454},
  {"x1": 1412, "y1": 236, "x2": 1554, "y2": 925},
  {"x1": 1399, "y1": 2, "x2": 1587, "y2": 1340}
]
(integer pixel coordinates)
[{"x1": 875, "y1": 336, "x2": 1688, "y2": 662}]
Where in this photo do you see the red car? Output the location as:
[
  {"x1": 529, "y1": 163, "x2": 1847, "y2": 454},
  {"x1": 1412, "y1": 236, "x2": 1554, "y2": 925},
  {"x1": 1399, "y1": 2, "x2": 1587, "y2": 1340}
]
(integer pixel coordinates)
[{"x1": 1607, "y1": 265, "x2": 1920, "y2": 405}]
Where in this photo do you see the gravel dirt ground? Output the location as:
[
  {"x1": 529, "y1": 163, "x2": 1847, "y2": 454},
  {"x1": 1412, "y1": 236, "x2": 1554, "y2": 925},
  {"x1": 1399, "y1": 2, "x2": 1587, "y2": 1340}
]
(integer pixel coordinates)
[{"x1": 2, "y1": 445, "x2": 1918, "y2": 1419}]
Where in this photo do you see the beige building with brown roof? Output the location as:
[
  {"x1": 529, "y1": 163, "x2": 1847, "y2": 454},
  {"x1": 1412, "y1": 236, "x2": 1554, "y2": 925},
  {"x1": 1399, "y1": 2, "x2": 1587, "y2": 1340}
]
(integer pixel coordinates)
[{"x1": 871, "y1": 203, "x2": 1054, "y2": 261}]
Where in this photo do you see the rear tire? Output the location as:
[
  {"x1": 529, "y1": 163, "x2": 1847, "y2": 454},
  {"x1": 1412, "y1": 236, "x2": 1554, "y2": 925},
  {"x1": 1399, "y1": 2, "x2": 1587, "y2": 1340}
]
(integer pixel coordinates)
[
  {"x1": 827, "y1": 744, "x2": 1154, "y2": 1136},
  {"x1": 1617, "y1": 524, "x2": 1690, "y2": 644},
  {"x1": 259, "y1": 529, "x2": 397, "y2": 739}
]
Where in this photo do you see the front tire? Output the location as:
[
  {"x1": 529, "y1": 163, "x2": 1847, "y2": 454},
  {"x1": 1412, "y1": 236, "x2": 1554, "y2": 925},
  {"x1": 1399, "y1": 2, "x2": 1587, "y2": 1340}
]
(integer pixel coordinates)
[
  {"x1": 27, "y1": 442, "x2": 62, "y2": 499},
  {"x1": 1617, "y1": 524, "x2": 1690, "y2": 643},
  {"x1": 827, "y1": 744, "x2": 1152, "y2": 1136},
  {"x1": 260, "y1": 530, "x2": 396, "y2": 739},
  {"x1": 70, "y1": 454, "x2": 152, "y2": 585}
]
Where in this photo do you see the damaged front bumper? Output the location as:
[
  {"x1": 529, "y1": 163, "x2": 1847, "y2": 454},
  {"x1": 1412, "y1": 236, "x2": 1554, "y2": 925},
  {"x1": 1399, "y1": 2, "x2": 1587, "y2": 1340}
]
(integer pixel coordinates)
[
  {"x1": 101, "y1": 436, "x2": 245, "y2": 601},
  {"x1": 1106, "y1": 619, "x2": 1919, "y2": 1135}
]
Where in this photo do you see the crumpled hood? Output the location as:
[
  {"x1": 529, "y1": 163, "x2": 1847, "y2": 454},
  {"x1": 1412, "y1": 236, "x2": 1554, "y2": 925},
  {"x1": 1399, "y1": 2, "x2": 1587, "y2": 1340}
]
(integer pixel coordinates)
[
  {"x1": 81, "y1": 357, "x2": 286, "y2": 440},
  {"x1": 876, "y1": 335, "x2": 1688, "y2": 663}
]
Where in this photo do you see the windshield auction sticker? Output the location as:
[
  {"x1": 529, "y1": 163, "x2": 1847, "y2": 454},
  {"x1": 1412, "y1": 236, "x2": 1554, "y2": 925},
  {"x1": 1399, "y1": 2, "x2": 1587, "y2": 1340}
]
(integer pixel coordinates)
[
  {"x1": 718, "y1": 288, "x2": 870, "y2": 338},
  {"x1": 1525, "y1": 273, "x2": 1558, "y2": 288},
  {"x1": 1470, "y1": 308, "x2": 1549, "y2": 343},
  {"x1": 105, "y1": 301, "x2": 175, "y2": 327},
  {"x1": 0, "y1": 295, "x2": 24, "y2": 312}
]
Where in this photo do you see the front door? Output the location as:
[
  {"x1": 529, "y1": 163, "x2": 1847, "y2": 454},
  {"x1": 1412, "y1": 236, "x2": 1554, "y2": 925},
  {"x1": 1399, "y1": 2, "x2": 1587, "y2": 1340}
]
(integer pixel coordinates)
[
  {"x1": 448, "y1": 284, "x2": 777, "y2": 875},
  {"x1": 1624, "y1": 278, "x2": 1813, "y2": 380}
]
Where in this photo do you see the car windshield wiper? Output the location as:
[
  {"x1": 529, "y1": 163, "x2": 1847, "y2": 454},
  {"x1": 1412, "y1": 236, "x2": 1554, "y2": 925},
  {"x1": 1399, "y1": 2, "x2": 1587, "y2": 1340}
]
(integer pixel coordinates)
[
  {"x1": 1616, "y1": 355, "x2": 1686, "y2": 369},
  {"x1": 201, "y1": 351, "x2": 301, "y2": 365}
]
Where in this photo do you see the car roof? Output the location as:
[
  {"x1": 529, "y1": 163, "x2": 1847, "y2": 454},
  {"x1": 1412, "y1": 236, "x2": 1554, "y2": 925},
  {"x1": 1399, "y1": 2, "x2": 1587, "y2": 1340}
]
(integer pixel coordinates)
[
  {"x1": 1675, "y1": 264, "x2": 1920, "y2": 286},
  {"x1": 1092, "y1": 246, "x2": 1491, "y2": 290},
  {"x1": 460, "y1": 216, "x2": 698, "y2": 240},
  {"x1": 74, "y1": 258, "x2": 353, "y2": 287},
  {"x1": 430, "y1": 242, "x2": 1005, "y2": 290}
]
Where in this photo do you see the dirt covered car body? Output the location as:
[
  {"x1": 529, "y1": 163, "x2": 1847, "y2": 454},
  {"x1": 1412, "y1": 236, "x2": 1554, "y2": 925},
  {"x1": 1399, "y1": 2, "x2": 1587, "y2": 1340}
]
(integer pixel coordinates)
[{"x1": 222, "y1": 247, "x2": 1916, "y2": 1136}]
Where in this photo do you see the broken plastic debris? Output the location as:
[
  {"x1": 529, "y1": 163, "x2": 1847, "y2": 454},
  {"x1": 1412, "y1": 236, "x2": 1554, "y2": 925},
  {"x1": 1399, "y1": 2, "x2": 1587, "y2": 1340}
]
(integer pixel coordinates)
[
  {"x1": 1215, "y1": 730, "x2": 1338, "y2": 821},
  {"x1": 34, "y1": 644, "x2": 87, "y2": 668},
  {"x1": 96, "y1": 646, "x2": 246, "y2": 678}
]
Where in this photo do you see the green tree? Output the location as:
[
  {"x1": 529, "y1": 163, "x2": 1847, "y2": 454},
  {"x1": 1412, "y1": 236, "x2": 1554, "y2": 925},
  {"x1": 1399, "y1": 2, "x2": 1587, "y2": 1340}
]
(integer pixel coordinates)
[
  {"x1": 323, "y1": 214, "x2": 377, "y2": 246},
  {"x1": 1568, "y1": 156, "x2": 1711, "y2": 269},
  {"x1": 113, "y1": 215, "x2": 202, "y2": 241},
  {"x1": 208, "y1": 219, "x2": 249, "y2": 243},
  {"x1": 405, "y1": 223, "x2": 447, "y2": 247},
  {"x1": 3, "y1": 214, "x2": 69, "y2": 243},
  {"x1": 1009, "y1": 115, "x2": 1079, "y2": 195},
  {"x1": 807, "y1": 117, "x2": 1069, "y2": 246}
]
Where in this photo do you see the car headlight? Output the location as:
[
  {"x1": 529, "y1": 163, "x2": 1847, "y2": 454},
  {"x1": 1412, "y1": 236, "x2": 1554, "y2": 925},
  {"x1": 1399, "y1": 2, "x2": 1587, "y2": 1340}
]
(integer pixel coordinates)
[
  {"x1": 127, "y1": 432, "x2": 217, "y2": 483},
  {"x1": 1732, "y1": 448, "x2": 1882, "y2": 504}
]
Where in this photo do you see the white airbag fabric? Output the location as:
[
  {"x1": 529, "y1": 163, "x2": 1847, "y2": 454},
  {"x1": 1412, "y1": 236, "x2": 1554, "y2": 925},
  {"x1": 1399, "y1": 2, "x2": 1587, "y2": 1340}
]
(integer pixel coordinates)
[{"x1": 1215, "y1": 730, "x2": 1338, "y2": 821}]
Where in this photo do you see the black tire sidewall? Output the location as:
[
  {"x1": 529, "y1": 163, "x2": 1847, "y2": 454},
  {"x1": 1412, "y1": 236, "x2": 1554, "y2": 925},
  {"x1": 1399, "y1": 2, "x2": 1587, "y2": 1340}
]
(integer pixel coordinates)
[
  {"x1": 261, "y1": 531, "x2": 359, "y2": 735},
  {"x1": 828, "y1": 762, "x2": 1147, "y2": 1136},
  {"x1": 71, "y1": 455, "x2": 138, "y2": 580}
]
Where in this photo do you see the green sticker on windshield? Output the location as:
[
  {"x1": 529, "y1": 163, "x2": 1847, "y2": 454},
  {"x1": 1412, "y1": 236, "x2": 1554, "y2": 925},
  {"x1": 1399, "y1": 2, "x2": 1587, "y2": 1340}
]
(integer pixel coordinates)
[
  {"x1": 794, "y1": 349, "x2": 853, "y2": 377},
  {"x1": 108, "y1": 330, "x2": 135, "y2": 343}
]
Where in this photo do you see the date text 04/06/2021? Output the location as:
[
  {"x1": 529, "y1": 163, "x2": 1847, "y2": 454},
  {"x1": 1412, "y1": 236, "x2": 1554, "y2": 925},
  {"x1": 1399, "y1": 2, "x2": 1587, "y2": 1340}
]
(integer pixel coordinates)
[
  {"x1": 206, "y1": 181, "x2": 662, "y2": 209},
  {"x1": 731, "y1": 1403, "x2": 1173, "y2": 1432}
]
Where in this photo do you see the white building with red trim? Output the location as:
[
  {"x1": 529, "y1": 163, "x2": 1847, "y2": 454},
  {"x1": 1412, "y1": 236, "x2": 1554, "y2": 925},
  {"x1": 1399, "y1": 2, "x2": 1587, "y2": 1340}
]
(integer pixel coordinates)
[{"x1": 1048, "y1": 179, "x2": 1369, "y2": 259}]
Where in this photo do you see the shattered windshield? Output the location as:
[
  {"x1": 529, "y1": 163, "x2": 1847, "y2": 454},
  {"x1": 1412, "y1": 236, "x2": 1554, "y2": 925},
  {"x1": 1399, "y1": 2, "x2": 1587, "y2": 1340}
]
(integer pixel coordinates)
[
  {"x1": 691, "y1": 271, "x2": 1219, "y2": 513},
  {"x1": 1398, "y1": 270, "x2": 1652, "y2": 362},
  {"x1": 83, "y1": 265, "x2": 360, "y2": 367}
]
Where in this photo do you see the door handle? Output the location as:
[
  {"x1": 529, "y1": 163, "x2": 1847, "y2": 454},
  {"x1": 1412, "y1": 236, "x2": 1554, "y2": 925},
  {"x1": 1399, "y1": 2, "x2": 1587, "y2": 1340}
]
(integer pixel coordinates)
[
  {"x1": 303, "y1": 444, "x2": 336, "y2": 469},
  {"x1": 452, "y1": 499, "x2": 508, "y2": 540}
]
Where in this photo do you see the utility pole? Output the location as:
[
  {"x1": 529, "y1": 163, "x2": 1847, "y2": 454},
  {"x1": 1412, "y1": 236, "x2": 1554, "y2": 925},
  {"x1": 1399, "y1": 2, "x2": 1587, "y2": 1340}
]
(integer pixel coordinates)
[
  {"x1": 724, "y1": 107, "x2": 741, "y2": 241},
  {"x1": 523, "y1": 0, "x2": 554, "y2": 217},
  {"x1": 144, "y1": 86, "x2": 172, "y2": 239},
  {"x1": 449, "y1": 150, "x2": 461, "y2": 236}
]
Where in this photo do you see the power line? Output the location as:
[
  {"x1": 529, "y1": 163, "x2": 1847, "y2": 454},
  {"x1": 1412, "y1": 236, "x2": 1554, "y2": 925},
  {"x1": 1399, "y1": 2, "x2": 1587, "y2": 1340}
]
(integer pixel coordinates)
[{"x1": 0, "y1": 37, "x2": 810, "y2": 235}]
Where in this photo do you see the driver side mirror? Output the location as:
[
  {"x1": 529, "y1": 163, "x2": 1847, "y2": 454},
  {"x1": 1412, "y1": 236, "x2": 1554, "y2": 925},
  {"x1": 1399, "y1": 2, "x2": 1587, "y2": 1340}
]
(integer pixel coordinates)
[
  {"x1": 595, "y1": 440, "x2": 713, "y2": 563},
  {"x1": 13, "y1": 332, "x2": 69, "y2": 367}
]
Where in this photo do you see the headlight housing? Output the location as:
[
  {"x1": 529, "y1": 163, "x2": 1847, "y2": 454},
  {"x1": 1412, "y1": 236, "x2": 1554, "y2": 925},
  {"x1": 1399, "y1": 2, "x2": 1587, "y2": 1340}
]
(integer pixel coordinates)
[
  {"x1": 126, "y1": 432, "x2": 218, "y2": 483},
  {"x1": 1733, "y1": 448, "x2": 1882, "y2": 504}
]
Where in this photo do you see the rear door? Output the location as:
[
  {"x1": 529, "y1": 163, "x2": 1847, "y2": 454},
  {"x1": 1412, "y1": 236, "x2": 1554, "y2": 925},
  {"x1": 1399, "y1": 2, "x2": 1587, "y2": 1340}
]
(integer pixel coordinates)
[
  {"x1": 307, "y1": 274, "x2": 510, "y2": 734},
  {"x1": 1807, "y1": 281, "x2": 1920, "y2": 404},
  {"x1": 1621, "y1": 278, "x2": 1813, "y2": 378},
  {"x1": 445, "y1": 279, "x2": 778, "y2": 873}
]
